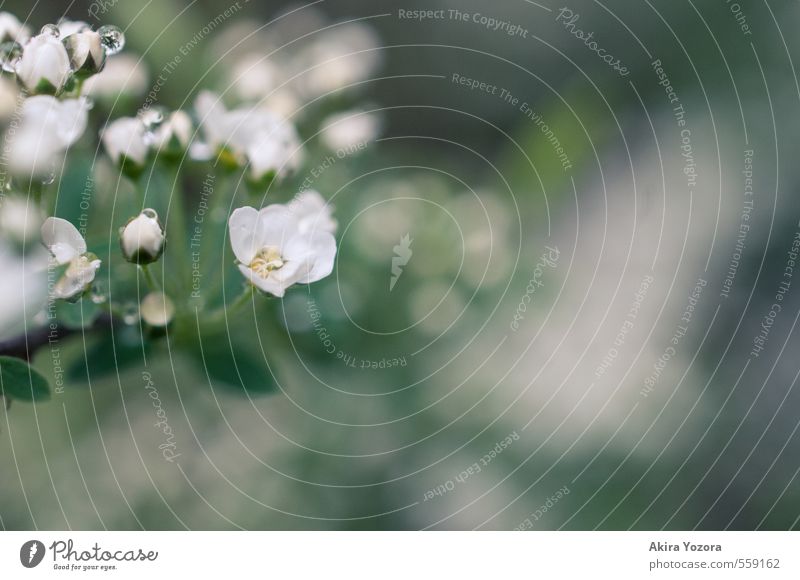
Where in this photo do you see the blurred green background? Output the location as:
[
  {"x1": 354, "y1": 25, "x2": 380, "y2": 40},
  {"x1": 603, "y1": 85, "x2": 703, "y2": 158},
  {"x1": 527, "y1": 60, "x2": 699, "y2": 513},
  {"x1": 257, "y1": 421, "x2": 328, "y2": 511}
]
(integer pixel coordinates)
[{"x1": 2, "y1": 0, "x2": 800, "y2": 530}]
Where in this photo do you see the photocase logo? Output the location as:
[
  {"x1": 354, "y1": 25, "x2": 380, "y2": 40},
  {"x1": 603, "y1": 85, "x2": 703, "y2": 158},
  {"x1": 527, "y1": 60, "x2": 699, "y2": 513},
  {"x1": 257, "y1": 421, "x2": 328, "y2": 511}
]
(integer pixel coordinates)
[
  {"x1": 390, "y1": 234, "x2": 413, "y2": 291},
  {"x1": 20, "y1": 540, "x2": 46, "y2": 568}
]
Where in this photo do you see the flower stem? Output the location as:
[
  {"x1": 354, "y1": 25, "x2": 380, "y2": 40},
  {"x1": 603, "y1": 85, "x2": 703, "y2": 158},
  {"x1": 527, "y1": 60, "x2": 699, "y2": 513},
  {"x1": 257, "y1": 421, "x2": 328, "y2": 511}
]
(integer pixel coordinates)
[
  {"x1": 205, "y1": 284, "x2": 254, "y2": 327},
  {"x1": 140, "y1": 264, "x2": 160, "y2": 292}
]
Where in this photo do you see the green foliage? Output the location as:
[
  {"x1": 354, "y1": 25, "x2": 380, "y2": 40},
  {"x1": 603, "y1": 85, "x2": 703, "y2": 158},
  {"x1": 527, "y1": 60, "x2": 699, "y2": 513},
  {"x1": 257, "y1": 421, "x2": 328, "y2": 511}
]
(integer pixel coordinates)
[{"x1": 0, "y1": 356, "x2": 51, "y2": 402}]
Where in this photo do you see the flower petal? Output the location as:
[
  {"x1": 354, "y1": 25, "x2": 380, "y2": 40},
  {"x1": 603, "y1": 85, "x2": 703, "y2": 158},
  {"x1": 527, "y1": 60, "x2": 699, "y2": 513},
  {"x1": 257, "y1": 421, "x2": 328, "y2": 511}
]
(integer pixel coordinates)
[
  {"x1": 41, "y1": 217, "x2": 86, "y2": 264},
  {"x1": 255, "y1": 204, "x2": 298, "y2": 249},
  {"x1": 228, "y1": 206, "x2": 260, "y2": 264},
  {"x1": 287, "y1": 231, "x2": 337, "y2": 284},
  {"x1": 237, "y1": 264, "x2": 287, "y2": 297}
]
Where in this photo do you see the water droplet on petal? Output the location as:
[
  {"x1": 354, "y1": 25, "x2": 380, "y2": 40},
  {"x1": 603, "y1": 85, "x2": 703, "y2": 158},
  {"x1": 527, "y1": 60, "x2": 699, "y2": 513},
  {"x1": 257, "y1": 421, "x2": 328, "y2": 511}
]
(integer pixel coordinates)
[
  {"x1": 41, "y1": 170, "x2": 56, "y2": 186},
  {"x1": 0, "y1": 41, "x2": 22, "y2": 73},
  {"x1": 40, "y1": 24, "x2": 60, "y2": 38},
  {"x1": 97, "y1": 25, "x2": 125, "y2": 56}
]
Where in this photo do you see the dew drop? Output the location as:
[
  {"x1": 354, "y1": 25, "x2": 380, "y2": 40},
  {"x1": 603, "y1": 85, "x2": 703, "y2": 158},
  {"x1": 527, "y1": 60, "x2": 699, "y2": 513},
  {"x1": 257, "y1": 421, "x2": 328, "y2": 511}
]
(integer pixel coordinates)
[
  {"x1": 40, "y1": 24, "x2": 60, "y2": 38},
  {"x1": 90, "y1": 291, "x2": 107, "y2": 305},
  {"x1": 0, "y1": 41, "x2": 22, "y2": 73},
  {"x1": 97, "y1": 25, "x2": 125, "y2": 56}
]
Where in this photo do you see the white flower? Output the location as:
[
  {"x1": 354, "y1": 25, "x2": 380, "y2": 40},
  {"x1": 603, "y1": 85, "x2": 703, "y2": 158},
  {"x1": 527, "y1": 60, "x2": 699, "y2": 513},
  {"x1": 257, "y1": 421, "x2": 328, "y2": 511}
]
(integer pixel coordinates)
[
  {"x1": 320, "y1": 110, "x2": 380, "y2": 152},
  {"x1": 16, "y1": 31, "x2": 72, "y2": 94},
  {"x1": 41, "y1": 217, "x2": 101, "y2": 301},
  {"x1": 119, "y1": 209, "x2": 165, "y2": 264},
  {"x1": 151, "y1": 110, "x2": 192, "y2": 154},
  {"x1": 0, "y1": 12, "x2": 30, "y2": 44},
  {"x1": 0, "y1": 240, "x2": 47, "y2": 341},
  {"x1": 194, "y1": 90, "x2": 302, "y2": 180},
  {"x1": 57, "y1": 19, "x2": 90, "y2": 37},
  {"x1": 0, "y1": 196, "x2": 43, "y2": 244},
  {"x1": 140, "y1": 292, "x2": 175, "y2": 327},
  {"x1": 229, "y1": 54, "x2": 279, "y2": 101},
  {"x1": 83, "y1": 53, "x2": 149, "y2": 99},
  {"x1": 101, "y1": 116, "x2": 149, "y2": 168},
  {"x1": 289, "y1": 191, "x2": 337, "y2": 235},
  {"x1": 9, "y1": 95, "x2": 89, "y2": 176},
  {"x1": 62, "y1": 28, "x2": 105, "y2": 77},
  {"x1": 246, "y1": 122, "x2": 302, "y2": 183},
  {"x1": 300, "y1": 23, "x2": 381, "y2": 98},
  {"x1": 229, "y1": 205, "x2": 336, "y2": 297}
]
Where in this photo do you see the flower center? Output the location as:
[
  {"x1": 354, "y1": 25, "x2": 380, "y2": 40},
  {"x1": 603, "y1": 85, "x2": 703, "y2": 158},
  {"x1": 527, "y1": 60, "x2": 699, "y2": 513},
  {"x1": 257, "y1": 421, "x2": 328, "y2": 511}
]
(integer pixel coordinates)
[{"x1": 249, "y1": 246, "x2": 284, "y2": 278}]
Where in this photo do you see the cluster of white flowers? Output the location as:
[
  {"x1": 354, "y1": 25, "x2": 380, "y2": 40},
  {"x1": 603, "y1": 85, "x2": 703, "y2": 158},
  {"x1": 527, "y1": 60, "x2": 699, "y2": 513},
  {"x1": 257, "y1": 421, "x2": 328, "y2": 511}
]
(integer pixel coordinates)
[{"x1": 0, "y1": 7, "x2": 353, "y2": 349}]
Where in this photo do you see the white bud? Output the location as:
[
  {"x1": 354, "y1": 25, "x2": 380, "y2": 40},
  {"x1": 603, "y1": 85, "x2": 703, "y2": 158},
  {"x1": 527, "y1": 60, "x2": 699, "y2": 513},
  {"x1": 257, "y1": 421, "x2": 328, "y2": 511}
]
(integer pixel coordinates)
[
  {"x1": 101, "y1": 116, "x2": 149, "y2": 172},
  {"x1": 140, "y1": 292, "x2": 175, "y2": 327},
  {"x1": 63, "y1": 29, "x2": 105, "y2": 77},
  {"x1": 15, "y1": 32, "x2": 72, "y2": 94},
  {"x1": 120, "y1": 209, "x2": 165, "y2": 264},
  {"x1": 151, "y1": 110, "x2": 192, "y2": 155}
]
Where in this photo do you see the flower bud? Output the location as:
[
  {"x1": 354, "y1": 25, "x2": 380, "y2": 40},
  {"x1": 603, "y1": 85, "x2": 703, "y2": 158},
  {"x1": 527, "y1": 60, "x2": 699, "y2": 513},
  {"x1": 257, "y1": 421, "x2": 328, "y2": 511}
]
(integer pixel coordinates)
[
  {"x1": 101, "y1": 117, "x2": 149, "y2": 177},
  {"x1": 151, "y1": 110, "x2": 192, "y2": 158},
  {"x1": 119, "y1": 209, "x2": 165, "y2": 264},
  {"x1": 63, "y1": 29, "x2": 106, "y2": 78},
  {"x1": 0, "y1": 12, "x2": 30, "y2": 44},
  {"x1": 15, "y1": 31, "x2": 72, "y2": 95},
  {"x1": 140, "y1": 292, "x2": 175, "y2": 327}
]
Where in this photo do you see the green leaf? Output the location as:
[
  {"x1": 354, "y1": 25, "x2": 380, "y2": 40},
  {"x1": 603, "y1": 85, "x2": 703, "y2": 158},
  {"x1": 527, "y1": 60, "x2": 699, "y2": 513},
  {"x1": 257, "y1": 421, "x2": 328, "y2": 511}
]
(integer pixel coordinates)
[
  {"x1": 0, "y1": 356, "x2": 51, "y2": 402},
  {"x1": 67, "y1": 327, "x2": 149, "y2": 383},
  {"x1": 190, "y1": 338, "x2": 277, "y2": 396},
  {"x1": 56, "y1": 298, "x2": 101, "y2": 330}
]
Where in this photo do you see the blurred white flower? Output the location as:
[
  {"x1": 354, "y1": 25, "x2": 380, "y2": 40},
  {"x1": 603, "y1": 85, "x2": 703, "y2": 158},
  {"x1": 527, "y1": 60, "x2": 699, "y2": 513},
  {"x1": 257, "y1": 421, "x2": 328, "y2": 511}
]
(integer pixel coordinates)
[
  {"x1": 15, "y1": 31, "x2": 72, "y2": 94},
  {"x1": 300, "y1": 23, "x2": 381, "y2": 98},
  {"x1": 62, "y1": 28, "x2": 105, "y2": 77},
  {"x1": 101, "y1": 116, "x2": 149, "y2": 168},
  {"x1": 0, "y1": 240, "x2": 47, "y2": 341},
  {"x1": 0, "y1": 196, "x2": 43, "y2": 244},
  {"x1": 319, "y1": 109, "x2": 380, "y2": 151},
  {"x1": 41, "y1": 217, "x2": 100, "y2": 301},
  {"x1": 0, "y1": 12, "x2": 30, "y2": 44},
  {"x1": 229, "y1": 54, "x2": 279, "y2": 101},
  {"x1": 83, "y1": 53, "x2": 149, "y2": 99},
  {"x1": 0, "y1": 76, "x2": 19, "y2": 121},
  {"x1": 9, "y1": 95, "x2": 89, "y2": 177},
  {"x1": 150, "y1": 110, "x2": 192, "y2": 155},
  {"x1": 289, "y1": 190, "x2": 337, "y2": 235},
  {"x1": 194, "y1": 90, "x2": 302, "y2": 181},
  {"x1": 119, "y1": 209, "x2": 165, "y2": 264},
  {"x1": 229, "y1": 204, "x2": 336, "y2": 297},
  {"x1": 140, "y1": 291, "x2": 175, "y2": 327}
]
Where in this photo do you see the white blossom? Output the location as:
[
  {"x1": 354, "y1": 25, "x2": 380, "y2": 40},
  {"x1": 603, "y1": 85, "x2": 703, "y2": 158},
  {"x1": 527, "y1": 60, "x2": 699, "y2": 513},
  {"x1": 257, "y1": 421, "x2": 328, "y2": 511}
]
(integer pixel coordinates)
[
  {"x1": 229, "y1": 204, "x2": 336, "y2": 297},
  {"x1": 0, "y1": 196, "x2": 43, "y2": 244},
  {"x1": 119, "y1": 209, "x2": 165, "y2": 264},
  {"x1": 194, "y1": 90, "x2": 302, "y2": 180},
  {"x1": 319, "y1": 109, "x2": 380, "y2": 152},
  {"x1": 0, "y1": 12, "x2": 30, "y2": 44},
  {"x1": 0, "y1": 240, "x2": 47, "y2": 340},
  {"x1": 9, "y1": 95, "x2": 89, "y2": 177},
  {"x1": 151, "y1": 110, "x2": 192, "y2": 154},
  {"x1": 41, "y1": 217, "x2": 100, "y2": 301},
  {"x1": 101, "y1": 116, "x2": 149, "y2": 168},
  {"x1": 15, "y1": 31, "x2": 72, "y2": 94},
  {"x1": 62, "y1": 28, "x2": 105, "y2": 76}
]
